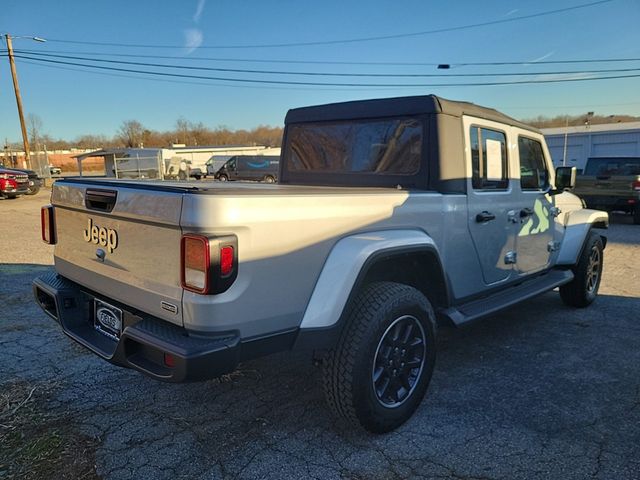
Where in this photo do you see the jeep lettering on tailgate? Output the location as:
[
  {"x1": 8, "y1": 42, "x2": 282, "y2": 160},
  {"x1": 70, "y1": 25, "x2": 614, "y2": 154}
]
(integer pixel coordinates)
[{"x1": 83, "y1": 218, "x2": 118, "y2": 253}]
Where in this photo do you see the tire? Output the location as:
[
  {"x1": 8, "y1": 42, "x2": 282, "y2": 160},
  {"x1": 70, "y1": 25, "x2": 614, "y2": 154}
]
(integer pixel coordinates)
[
  {"x1": 26, "y1": 186, "x2": 40, "y2": 195},
  {"x1": 264, "y1": 175, "x2": 275, "y2": 183},
  {"x1": 6, "y1": 194, "x2": 17, "y2": 199},
  {"x1": 559, "y1": 231, "x2": 604, "y2": 307},
  {"x1": 323, "y1": 281, "x2": 437, "y2": 433},
  {"x1": 633, "y1": 205, "x2": 640, "y2": 225},
  {"x1": 218, "y1": 175, "x2": 228, "y2": 182}
]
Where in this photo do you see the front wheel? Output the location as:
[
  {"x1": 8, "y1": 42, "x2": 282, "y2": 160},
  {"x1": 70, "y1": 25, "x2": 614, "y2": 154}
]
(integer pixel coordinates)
[
  {"x1": 559, "y1": 231, "x2": 604, "y2": 307},
  {"x1": 218, "y1": 174, "x2": 228, "y2": 182},
  {"x1": 323, "y1": 282, "x2": 437, "y2": 433},
  {"x1": 264, "y1": 175, "x2": 275, "y2": 183}
]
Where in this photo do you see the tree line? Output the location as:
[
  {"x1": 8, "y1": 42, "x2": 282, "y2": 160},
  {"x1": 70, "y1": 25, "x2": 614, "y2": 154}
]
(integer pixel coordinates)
[
  {"x1": 523, "y1": 113, "x2": 640, "y2": 129},
  {"x1": 7, "y1": 115, "x2": 283, "y2": 152}
]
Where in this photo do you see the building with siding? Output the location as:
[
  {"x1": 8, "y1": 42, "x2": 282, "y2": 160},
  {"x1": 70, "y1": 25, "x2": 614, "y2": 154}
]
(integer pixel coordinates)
[{"x1": 541, "y1": 122, "x2": 640, "y2": 173}]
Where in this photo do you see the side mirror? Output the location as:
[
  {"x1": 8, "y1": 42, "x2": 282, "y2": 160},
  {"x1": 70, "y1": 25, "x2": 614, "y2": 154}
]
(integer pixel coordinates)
[{"x1": 552, "y1": 166, "x2": 576, "y2": 194}]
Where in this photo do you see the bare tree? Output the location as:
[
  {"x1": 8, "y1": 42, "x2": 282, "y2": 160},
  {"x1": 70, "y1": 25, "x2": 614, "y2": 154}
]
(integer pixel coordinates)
[
  {"x1": 175, "y1": 117, "x2": 190, "y2": 145},
  {"x1": 27, "y1": 114, "x2": 43, "y2": 151},
  {"x1": 27, "y1": 114, "x2": 45, "y2": 172},
  {"x1": 117, "y1": 120, "x2": 145, "y2": 147},
  {"x1": 75, "y1": 134, "x2": 110, "y2": 149}
]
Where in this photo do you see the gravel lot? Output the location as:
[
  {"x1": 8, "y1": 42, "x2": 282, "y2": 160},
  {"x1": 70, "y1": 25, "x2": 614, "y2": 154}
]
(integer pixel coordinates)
[{"x1": 1, "y1": 190, "x2": 639, "y2": 479}]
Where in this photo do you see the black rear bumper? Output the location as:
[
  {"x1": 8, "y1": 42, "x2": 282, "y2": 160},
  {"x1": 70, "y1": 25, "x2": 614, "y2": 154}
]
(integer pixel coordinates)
[{"x1": 33, "y1": 272, "x2": 241, "y2": 382}]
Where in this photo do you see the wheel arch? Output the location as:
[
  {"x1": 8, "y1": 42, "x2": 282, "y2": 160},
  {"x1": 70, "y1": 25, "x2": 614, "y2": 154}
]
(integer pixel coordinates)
[
  {"x1": 557, "y1": 209, "x2": 609, "y2": 266},
  {"x1": 294, "y1": 230, "x2": 450, "y2": 350}
]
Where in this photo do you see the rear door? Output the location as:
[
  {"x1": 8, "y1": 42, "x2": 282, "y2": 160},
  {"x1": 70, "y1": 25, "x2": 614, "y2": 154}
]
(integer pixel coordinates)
[
  {"x1": 464, "y1": 117, "x2": 518, "y2": 285},
  {"x1": 52, "y1": 181, "x2": 185, "y2": 325}
]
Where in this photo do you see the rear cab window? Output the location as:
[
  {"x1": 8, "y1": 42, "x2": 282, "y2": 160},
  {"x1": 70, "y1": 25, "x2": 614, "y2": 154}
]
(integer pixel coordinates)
[{"x1": 281, "y1": 116, "x2": 427, "y2": 188}]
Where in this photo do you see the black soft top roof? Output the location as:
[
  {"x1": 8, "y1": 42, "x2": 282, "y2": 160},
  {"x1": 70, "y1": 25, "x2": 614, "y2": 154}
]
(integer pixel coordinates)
[{"x1": 285, "y1": 94, "x2": 539, "y2": 133}]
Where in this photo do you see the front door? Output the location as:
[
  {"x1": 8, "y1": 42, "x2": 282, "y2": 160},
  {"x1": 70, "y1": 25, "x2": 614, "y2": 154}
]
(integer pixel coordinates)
[
  {"x1": 514, "y1": 134, "x2": 555, "y2": 274},
  {"x1": 465, "y1": 120, "x2": 517, "y2": 285}
]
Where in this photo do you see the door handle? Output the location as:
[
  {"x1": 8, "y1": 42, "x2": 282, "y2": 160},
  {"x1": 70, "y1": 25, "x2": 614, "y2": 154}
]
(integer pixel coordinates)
[
  {"x1": 476, "y1": 211, "x2": 496, "y2": 222},
  {"x1": 520, "y1": 207, "x2": 534, "y2": 218}
]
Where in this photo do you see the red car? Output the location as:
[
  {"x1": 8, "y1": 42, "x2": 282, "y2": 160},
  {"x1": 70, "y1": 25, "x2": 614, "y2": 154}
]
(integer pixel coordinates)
[{"x1": 0, "y1": 168, "x2": 29, "y2": 199}]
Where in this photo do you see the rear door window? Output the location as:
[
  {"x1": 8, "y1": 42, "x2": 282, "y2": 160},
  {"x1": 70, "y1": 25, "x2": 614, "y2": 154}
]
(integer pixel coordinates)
[{"x1": 470, "y1": 126, "x2": 508, "y2": 190}]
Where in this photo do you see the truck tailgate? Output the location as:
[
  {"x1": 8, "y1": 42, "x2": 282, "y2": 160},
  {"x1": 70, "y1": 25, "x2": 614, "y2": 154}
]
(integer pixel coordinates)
[{"x1": 51, "y1": 181, "x2": 184, "y2": 326}]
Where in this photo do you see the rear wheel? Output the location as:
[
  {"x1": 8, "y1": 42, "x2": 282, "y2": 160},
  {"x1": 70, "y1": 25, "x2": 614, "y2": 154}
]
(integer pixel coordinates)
[
  {"x1": 633, "y1": 205, "x2": 640, "y2": 225},
  {"x1": 559, "y1": 231, "x2": 604, "y2": 307},
  {"x1": 264, "y1": 175, "x2": 275, "y2": 183},
  {"x1": 323, "y1": 282, "x2": 437, "y2": 433}
]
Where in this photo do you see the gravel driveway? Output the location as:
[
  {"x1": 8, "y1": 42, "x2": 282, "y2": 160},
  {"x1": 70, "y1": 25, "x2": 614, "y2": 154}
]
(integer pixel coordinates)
[{"x1": 1, "y1": 190, "x2": 639, "y2": 479}]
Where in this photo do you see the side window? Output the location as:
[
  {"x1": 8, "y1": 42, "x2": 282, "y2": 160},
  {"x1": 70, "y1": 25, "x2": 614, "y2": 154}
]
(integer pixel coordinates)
[
  {"x1": 518, "y1": 136, "x2": 549, "y2": 190},
  {"x1": 470, "y1": 126, "x2": 508, "y2": 190}
]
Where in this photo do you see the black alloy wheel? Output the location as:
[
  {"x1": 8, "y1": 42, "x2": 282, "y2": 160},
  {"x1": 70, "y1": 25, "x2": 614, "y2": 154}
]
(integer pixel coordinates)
[{"x1": 372, "y1": 315, "x2": 426, "y2": 408}]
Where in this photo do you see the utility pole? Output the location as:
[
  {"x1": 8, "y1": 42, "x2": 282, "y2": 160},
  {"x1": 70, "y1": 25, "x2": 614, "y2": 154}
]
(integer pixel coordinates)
[
  {"x1": 562, "y1": 116, "x2": 569, "y2": 167},
  {"x1": 5, "y1": 34, "x2": 31, "y2": 169}
]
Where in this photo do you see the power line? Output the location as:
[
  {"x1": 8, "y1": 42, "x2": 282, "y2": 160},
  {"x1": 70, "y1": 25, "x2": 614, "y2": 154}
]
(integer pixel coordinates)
[
  {"x1": 9, "y1": 48, "x2": 640, "y2": 68},
  {"x1": 9, "y1": 50, "x2": 640, "y2": 78},
  {"x1": 14, "y1": 53, "x2": 640, "y2": 88},
  {"x1": 15, "y1": 58, "x2": 391, "y2": 92},
  {"x1": 41, "y1": 0, "x2": 612, "y2": 49},
  {"x1": 13, "y1": 58, "x2": 640, "y2": 109}
]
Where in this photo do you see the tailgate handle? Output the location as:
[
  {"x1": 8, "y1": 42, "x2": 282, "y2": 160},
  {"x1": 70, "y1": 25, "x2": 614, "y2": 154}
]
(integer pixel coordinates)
[{"x1": 85, "y1": 189, "x2": 117, "y2": 213}]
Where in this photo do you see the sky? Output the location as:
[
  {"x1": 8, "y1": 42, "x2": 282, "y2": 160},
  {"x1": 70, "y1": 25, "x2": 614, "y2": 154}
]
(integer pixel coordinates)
[{"x1": 1, "y1": 0, "x2": 640, "y2": 144}]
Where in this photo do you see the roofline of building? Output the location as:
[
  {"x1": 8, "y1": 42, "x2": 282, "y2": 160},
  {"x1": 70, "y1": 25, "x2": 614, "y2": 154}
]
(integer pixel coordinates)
[
  {"x1": 541, "y1": 121, "x2": 640, "y2": 136},
  {"x1": 72, "y1": 144, "x2": 280, "y2": 159}
]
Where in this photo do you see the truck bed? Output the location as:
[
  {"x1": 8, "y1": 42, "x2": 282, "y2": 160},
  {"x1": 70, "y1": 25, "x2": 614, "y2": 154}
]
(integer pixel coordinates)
[{"x1": 51, "y1": 178, "x2": 448, "y2": 337}]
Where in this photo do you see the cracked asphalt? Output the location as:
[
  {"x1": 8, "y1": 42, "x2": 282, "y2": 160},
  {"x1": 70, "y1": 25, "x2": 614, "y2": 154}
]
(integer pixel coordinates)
[{"x1": 1, "y1": 190, "x2": 639, "y2": 479}]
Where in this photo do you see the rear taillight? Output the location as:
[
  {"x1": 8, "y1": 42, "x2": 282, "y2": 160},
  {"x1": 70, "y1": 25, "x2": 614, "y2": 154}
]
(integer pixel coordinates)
[
  {"x1": 181, "y1": 235, "x2": 210, "y2": 294},
  {"x1": 41, "y1": 205, "x2": 56, "y2": 244},
  {"x1": 632, "y1": 179, "x2": 640, "y2": 191},
  {"x1": 181, "y1": 234, "x2": 238, "y2": 294}
]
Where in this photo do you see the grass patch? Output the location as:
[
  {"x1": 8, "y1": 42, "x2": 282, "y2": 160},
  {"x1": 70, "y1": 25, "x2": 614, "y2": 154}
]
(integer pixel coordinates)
[{"x1": 0, "y1": 380, "x2": 100, "y2": 479}]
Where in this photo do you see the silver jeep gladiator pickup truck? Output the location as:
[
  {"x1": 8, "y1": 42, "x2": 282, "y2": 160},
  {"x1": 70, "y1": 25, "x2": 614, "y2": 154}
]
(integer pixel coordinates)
[{"x1": 34, "y1": 95, "x2": 608, "y2": 433}]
